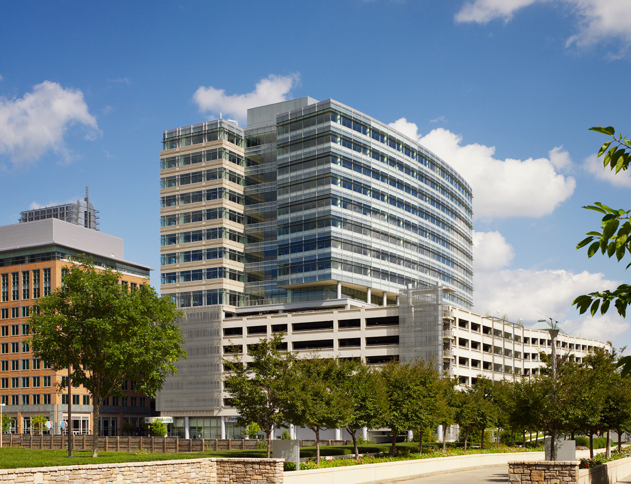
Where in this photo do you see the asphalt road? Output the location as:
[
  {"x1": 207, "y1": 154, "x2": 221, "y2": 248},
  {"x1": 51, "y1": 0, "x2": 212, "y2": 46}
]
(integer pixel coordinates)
[{"x1": 395, "y1": 465, "x2": 508, "y2": 483}]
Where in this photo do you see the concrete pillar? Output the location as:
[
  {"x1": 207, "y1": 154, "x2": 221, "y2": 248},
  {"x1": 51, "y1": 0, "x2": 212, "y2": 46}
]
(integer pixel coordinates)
[
  {"x1": 220, "y1": 417, "x2": 226, "y2": 439},
  {"x1": 437, "y1": 425, "x2": 443, "y2": 442},
  {"x1": 361, "y1": 427, "x2": 368, "y2": 440},
  {"x1": 396, "y1": 296, "x2": 400, "y2": 306},
  {"x1": 366, "y1": 287, "x2": 371, "y2": 304},
  {"x1": 337, "y1": 281, "x2": 342, "y2": 299},
  {"x1": 382, "y1": 292, "x2": 387, "y2": 306},
  {"x1": 290, "y1": 424, "x2": 296, "y2": 440},
  {"x1": 184, "y1": 416, "x2": 190, "y2": 439},
  {"x1": 334, "y1": 428, "x2": 341, "y2": 441},
  {"x1": 407, "y1": 430, "x2": 413, "y2": 441}
]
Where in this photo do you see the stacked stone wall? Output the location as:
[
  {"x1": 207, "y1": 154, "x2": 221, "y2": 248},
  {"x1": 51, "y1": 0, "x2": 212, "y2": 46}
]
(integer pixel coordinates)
[
  {"x1": 0, "y1": 457, "x2": 283, "y2": 484},
  {"x1": 509, "y1": 461, "x2": 579, "y2": 483}
]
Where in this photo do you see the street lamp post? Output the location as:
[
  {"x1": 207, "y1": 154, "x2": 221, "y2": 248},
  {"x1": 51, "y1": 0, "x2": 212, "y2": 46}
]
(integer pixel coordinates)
[
  {"x1": 1, "y1": 402, "x2": 6, "y2": 448},
  {"x1": 548, "y1": 322, "x2": 560, "y2": 461}
]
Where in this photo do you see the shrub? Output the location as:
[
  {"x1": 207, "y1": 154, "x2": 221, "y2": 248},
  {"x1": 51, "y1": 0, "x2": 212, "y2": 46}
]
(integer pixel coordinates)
[
  {"x1": 575, "y1": 437, "x2": 608, "y2": 449},
  {"x1": 280, "y1": 430, "x2": 291, "y2": 440}
]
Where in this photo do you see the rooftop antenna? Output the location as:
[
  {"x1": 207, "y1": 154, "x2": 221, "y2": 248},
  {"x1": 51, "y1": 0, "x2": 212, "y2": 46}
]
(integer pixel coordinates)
[{"x1": 84, "y1": 187, "x2": 91, "y2": 229}]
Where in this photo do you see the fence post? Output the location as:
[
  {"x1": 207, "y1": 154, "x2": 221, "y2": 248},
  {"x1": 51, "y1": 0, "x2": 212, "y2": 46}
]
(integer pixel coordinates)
[
  {"x1": 176, "y1": 438, "x2": 179, "y2": 453},
  {"x1": 116, "y1": 436, "x2": 120, "y2": 452},
  {"x1": 215, "y1": 438, "x2": 218, "y2": 451},
  {"x1": 189, "y1": 438, "x2": 192, "y2": 452},
  {"x1": 164, "y1": 436, "x2": 167, "y2": 453}
]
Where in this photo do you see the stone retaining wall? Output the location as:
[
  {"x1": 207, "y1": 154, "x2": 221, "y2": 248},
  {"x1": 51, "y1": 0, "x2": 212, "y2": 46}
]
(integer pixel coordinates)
[
  {"x1": 509, "y1": 461, "x2": 579, "y2": 483},
  {"x1": 0, "y1": 457, "x2": 284, "y2": 484}
]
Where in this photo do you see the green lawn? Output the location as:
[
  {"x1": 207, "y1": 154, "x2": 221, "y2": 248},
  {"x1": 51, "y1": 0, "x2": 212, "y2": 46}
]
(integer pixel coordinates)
[
  {"x1": 0, "y1": 447, "x2": 267, "y2": 469},
  {"x1": 0, "y1": 443, "x2": 542, "y2": 469}
]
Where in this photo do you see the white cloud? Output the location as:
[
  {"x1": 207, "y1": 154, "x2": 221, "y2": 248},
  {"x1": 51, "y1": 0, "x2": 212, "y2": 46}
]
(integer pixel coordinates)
[
  {"x1": 29, "y1": 197, "x2": 79, "y2": 210},
  {"x1": 455, "y1": 0, "x2": 541, "y2": 23},
  {"x1": 193, "y1": 73, "x2": 300, "y2": 125},
  {"x1": 388, "y1": 119, "x2": 576, "y2": 220},
  {"x1": 583, "y1": 153, "x2": 631, "y2": 187},
  {"x1": 473, "y1": 231, "x2": 515, "y2": 272},
  {"x1": 430, "y1": 115, "x2": 447, "y2": 124},
  {"x1": 455, "y1": 0, "x2": 631, "y2": 54},
  {"x1": 560, "y1": 313, "x2": 629, "y2": 342},
  {"x1": 0, "y1": 81, "x2": 98, "y2": 165},
  {"x1": 475, "y1": 266, "x2": 621, "y2": 322}
]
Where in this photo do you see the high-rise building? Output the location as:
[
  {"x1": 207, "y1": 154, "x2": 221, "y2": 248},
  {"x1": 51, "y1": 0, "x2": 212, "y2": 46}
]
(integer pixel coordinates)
[
  {"x1": 20, "y1": 188, "x2": 99, "y2": 231},
  {"x1": 0, "y1": 218, "x2": 152, "y2": 435},
  {"x1": 156, "y1": 98, "x2": 607, "y2": 441}
]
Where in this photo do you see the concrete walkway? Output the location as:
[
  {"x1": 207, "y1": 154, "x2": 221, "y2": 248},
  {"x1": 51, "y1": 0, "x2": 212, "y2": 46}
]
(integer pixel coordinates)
[{"x1": 391, "y1": 465, "x2": 508, "y2": 483}]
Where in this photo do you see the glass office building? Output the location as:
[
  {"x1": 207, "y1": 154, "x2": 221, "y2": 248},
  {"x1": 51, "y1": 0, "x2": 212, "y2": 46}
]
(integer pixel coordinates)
[{"x1": 160, "y1": 97, "x2": 473, "y2": 311}]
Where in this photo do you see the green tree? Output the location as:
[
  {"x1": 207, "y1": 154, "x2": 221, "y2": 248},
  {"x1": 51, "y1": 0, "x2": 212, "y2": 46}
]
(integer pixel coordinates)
[
  {"x1": 1, "y1": 414, "x2": 15, "y2": 434},
  {"x1": 223, "y1": 333, "x2": 297, "y2": 458},
  {"x1": 29, "y1": 257, "x2": 186, "y2": 457},
  {"x1": 150, "y1": 419, "x2": 168, "y2": 437},
  {"x1": 381, "y1": 360, "x2": 441, "y2": 457},
  {"x1": 338, "y1": 360, "x2": 388, "y2": 459},
  {"x1": 245, "y1": 422, "x2": 262, "y2": 439},
  {"x1": 288, "y1": 357, "x2": 352, "y2": 464},
  {"x1": 573, "y1": 127, "x2": 631, "y2": 376},
  {"x1": 31, "y1": 414, "x2": 48, "y2": 435},
  {"x1": 434, "y1": 377, "x2": 458, "y2": 452}
]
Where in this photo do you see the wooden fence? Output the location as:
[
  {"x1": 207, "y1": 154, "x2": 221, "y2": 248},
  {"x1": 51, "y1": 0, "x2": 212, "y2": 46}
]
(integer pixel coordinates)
[{"x1": 0, "y1": 434, "x2": 349, "y2": 453}]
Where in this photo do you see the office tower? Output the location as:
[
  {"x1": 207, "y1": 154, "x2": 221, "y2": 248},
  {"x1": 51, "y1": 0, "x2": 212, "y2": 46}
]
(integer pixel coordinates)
[
  {"x1": 20, "y1": 188, "x2": 99, "y2": 231},
  {"x1": 0, "y1": 218, "x2": 152, "y2": 435}
]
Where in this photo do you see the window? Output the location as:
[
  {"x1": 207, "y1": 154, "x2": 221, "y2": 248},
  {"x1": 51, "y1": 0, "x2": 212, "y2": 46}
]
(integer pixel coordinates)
[
  {"x1": 1, "y1": 361, "x2": 7, "y2": 371},
  {"x1": 32, "y1": 270, "x2": 40, "y2": 299},
  {"x1": 33, "y1": 376, "x2": 40, "y2": 387},
  {"x1": 11, "y1": 325, "x2": 18, "y2": 335},
  {"x1": 22, "y1": 307, "x2": 29, "y2": 318},
  {"x1": 22, "y1": 359, "x2": 29, "y2": 370},
  {"x1": 1, "y1": 310, "x2": 6, "y2": 320},
  {"x1": 11, "y1": 395, "x2": 18, "y2": 405},
  {"x1": 11, "y1": 360, "x2": 19, "y2": 370},
  {"x1": 1, "y1": 378, "x2": 7, "y2": 388},
  {"x1": 0, "y1": 324, "x2": 6, "y2": 334},
  {"x1": 1, "y1": 343, "x2": 7, "y2": 354},
  {"x1": 43, "y1": 268, "x2": 51, "y2": 296},
  {"x1": 121, "y1": 380, "x2": 128, "y2": 390},
  {"x1": 22, "y1": 323, "x2": 29, "y2": 334},
  {"x1": 140, "y1": 397, "x2": 146, "y2": 408},
  {"x1": 1, "y1": 273, "x2": 8, "y2": 302},
  {"x1": 32, "y1": 359, "x2": 41, "y2": 370},
  {"x1": 122, "y1": 397, "x2": 128, "y2": 407},
  {"x1": 62, "y1": 394, "x2": 68, "y2": 404},
  {"x1": 11, "y1": 308, "x2": 18, "y2": 318},
  {"x1": 43, "y1": 376, "x2": 51, "y2": 386},
  {"x1": 22, "y1": 377, "x2": 29, "y2": 387},
  {"x1": 12, "y1": 377, "x2": 19, "y2": 388},
  {"x1": 21, "y1": 395, "x2": 29, "y2": 405},
  {"x1": 22, "y1": 271, "x2": 29, "y2": 300},
  {"x1": 11, "y1": 272, "x2": 19, "y2": 300},
  {"x1": 32, "y1": 394, "x2": 40, "y2": 405},
  {"x1": 11, "y1": 342, "x2": 19, "y2": 353},
  {"x1": 83, "y1": 395, "x2": 90, "y2": 405},
  {"x1": 22, "y1": 342, "x2": 29, "y2": 352},
  {"x1": 43, "y1": 361, "x2": 50, "y2": 369},
  {"x1": 131, "y1": 397, "x2": 137, "y2": 407},
  {"x1": 43, "y1": 394, "x2": 51, "y2": 405}
]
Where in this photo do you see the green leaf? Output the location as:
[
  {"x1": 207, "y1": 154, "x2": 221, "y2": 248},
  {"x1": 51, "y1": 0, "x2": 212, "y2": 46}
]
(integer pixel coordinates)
[
  {"x1": 590, "y1": 299, "x2": 600, "y2": 316},
  {"x1": 576, "y1": 236, "x2": 594, "y2": 249},
  {"x1": 585, "y1": 231, "x2": 603, "y2": 237},
  {"x1": 616, "y1": 244, "x2": 626, "y2": 261},
  {"x1": 587, "y1": 241, "x2": 600, "y2": 258},
  {"x1": 583, "y1": 205, "x2": 607, "y2": 214},
  {"x1": 607, "y1": 242, "x2": 616, "y2": 257},
  {"x1": 603, "y1": 219, "x2": 619, "y2": 239},
  {"x1": 600, "y1": 299, "x2": 610, "y2": 315},
  {"x1": 616, "y1": 235, "x2": 628, "y2": 248},
  {"x1": 597, "y1": 141, "x2": 612, "y2": 157},
  {"x1": 590, "y1": 126, "x2": 615, "y2": 136}
]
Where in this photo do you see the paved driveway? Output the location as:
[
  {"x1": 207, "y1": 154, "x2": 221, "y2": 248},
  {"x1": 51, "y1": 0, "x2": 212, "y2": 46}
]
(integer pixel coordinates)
[{"x1": 394, "y1": 465, "x2": 508, "y2": 483}]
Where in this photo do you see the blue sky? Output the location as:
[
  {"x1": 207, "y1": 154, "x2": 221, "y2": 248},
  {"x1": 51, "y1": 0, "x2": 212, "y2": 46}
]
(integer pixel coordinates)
[{"x1": 1, "y1": 0, "x2": 630, "y2": 347}]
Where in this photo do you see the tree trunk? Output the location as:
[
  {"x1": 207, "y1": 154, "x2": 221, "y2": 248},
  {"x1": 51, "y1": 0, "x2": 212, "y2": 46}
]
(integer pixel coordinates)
[
  {"x1": 535, "y1": 430, "x2": 538, "y2": 446},
  {"x1": 391, "y1": 431, "x2": 397, "y2": 457},
  {"x1": 606, "y1": 429, "x2": 611, "y2": 459},
  {"x1": 522, "y1": 430, "x2": 526, "y2": 448},
  {"x1": 68, "y1": 366, "x2": 73, "y2": 458},
  {"x1": 418, "y1": 427, "x2": 424, "y2": 455},
  {"x1": 618, "y1": 428, "x2": 623, "y2": 452},
  {"x1": 315, "y1": 427, "x2": 321, "y2": 465},
  {"x1": 589, "y1": 432, "x2": 594, "y2": 459},
  {"x1": 92, "y1": 396, "x2": 100, "y2": 457},
  {"x1": 442, "y1": 426, "x2": 447, "y2": 452},
  {"x1": 571, "y1": 430, "x2": 575, "y2": 440},
  {"x1": 464, "y1": 429, "x2": 468, "y2": 451},
  {"x1": 348, "y1": 428, "x2": 359, "y2": 460},
  {"x1": 266, "y1": 426, "x2": 272, "y2": 459},
  {"x1": 481, "y1": 428, "x2": 485, "y2": 449},
  {"x1": 550, "y1": 428, "x2": 556, "y2": 461}
]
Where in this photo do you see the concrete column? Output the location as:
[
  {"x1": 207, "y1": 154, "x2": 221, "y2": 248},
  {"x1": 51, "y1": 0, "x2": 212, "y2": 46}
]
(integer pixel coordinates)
[
  {"x1": 361, "y1": 427, "x2": 368, "y2": 440},
  {"x1": 382, "y1": 292, "x2": 387, "y2": 306},
  {"x1": 337, "y1": 281, "x2": 342, "y2": 299},
  {"x1": 184, "y1": 416, "x2": 190, "y2": 439},
  {"x1": 437, "y1": 425, "x2": 443, "y2": 442},
  {"x1": 366, "y1": 287, "x2": 371, "y2": 304},
  {"x1": 220, "y1": 417, "x2": 226, "y2": 439},
  {"x1": 407, "y1": 430, "x2": 413, "y2": 441},
  {"x1": 290, "y1": 424, "x2": 296, "y2": 440},
  {"x1": 396, "y1": 296, "x2": 400, "y2": 306},
  {"x1": 334, "y1": 428, "x2": 341, "y2": 440}
]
